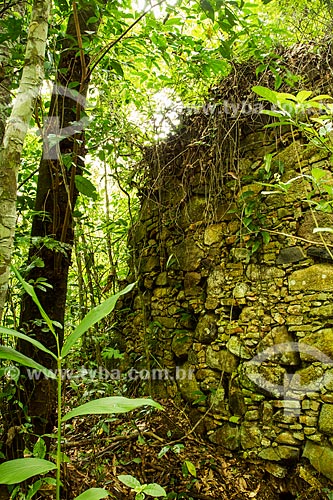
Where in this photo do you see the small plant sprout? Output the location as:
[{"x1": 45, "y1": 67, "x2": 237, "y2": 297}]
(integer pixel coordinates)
[
  {"x1": 0, "y1": 268, "x2": 163, "y2": 500},
  {"x1": 118, "y1": 474, "x2": 167, "y2": 499}
]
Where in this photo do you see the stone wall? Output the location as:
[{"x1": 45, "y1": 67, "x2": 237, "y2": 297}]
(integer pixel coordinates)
[{"x1": 121, "y1": 64, "x2": 333, "y2": 481}]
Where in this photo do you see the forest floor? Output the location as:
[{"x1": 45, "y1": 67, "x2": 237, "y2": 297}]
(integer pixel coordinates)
[{"x1": 59, "y1": 399, "x2": 333, "y2": 500}]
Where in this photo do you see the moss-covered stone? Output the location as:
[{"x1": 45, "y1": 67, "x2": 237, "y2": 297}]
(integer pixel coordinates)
[
  {"x1": 204, "y1": 224, "x2": 226, "y2": 245},
  {"x1": 207, "y1": 268, "x2": 225, "y2": 298},
  {"x1": 292, "y1": 365, "x2": 324, "y2": 391},
  {"x1": 246, "y1": 264, "x2": 285, "y2": 281},
  {"x1": 276, "y1": 246, "x2": 306, "y2": 264},
  {"x1": 240, "y1": 423, "x2": 262, "y2": 449},
  {"x1": 298, "y1": 212, "x2": 333, "y2": 245},
  {"x1": 206, "y1": 346, "x2": 239, "y2": 372},
  {"x1": 209, "y1": 423, "x2": 241, "y2": 450},
  {"x1": 303, "y1": 441, "x2": 333, "y2": 481},
  {"x1": 184, "y1": 271, "x2": 202, "y2": 296},
  {"x1": 299, "y1": 329, "x2": 333, "y2": 362},
  {"x1": 209, "y1": 386, "x2": 227, "y2": 414},
  {"x1": 259, "y1": 446, "x2": 300, "y2": 461},
  {"x1": 195, "y1": 314, "x2": 218, "y2": 343},
  {"x1": 289, "y1": 264, "x2": 333, "y2": 292},
  {"x1": 227, "y1": 336, "x2": 252, "y2": 359},
  {"x1": 171, "y1": 331, "x2": 194, "y2": 358},
  {"x1": 319, "y1": 404, "x2": 333, "y2": 435},
  {"x1": 259, "y1": 326, "x2": 300, "y2": 366},
  {"x1": 172, "y1": 239, "x2": 205, "y2": 271},
  {"x1": 309, "y1": 304, "x2": 333, "y2": 318},
  {"x1": 177, "y1": 362, "x2": 200, "y2": 403}
]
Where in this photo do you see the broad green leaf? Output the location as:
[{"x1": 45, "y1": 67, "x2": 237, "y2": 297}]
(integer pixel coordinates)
[
  {"x1": 310, "y1": 94, "x2": 333, "y2": 101},
  {"x1": 296, "y1": 90, "x2": 312, "y2": 103},
  {"x1": 184, "y1": 460, "x2": 197, "y2": 478},
  {"x1": 277, "y1": 92, "x2": 299, "y2": 101},
  {"x1": 0, "y1": 347, "x2": 56, "y2": 379},
  {"x1": 251, "y1": 240, "x2": 261, "y2": 254},
  {"x1": 62, "y1": 396, "x2": 162, "y2": 421},
  {"x1": 118, "y1": 475, "x2": 141, "y2": 489},
  {"x1": 143, "y1": 483, "x2": 167, "y2": 496},
  {"x1": 109, "y1": 60, "x2": 124, "y2": 77},
  {"x1": 74, "y1": 488, "x2": 110, "y2": 500},
  {"x1": 0, "y1": 327, "x2": 56, "y2": 360},
  {"x1": 262, "y1": 231, "x2": 270, "y2": 245},
  {"x1": 311, "y1": 167, "x2": 327, "y2": 182},
  {"x1": 264, "y1": 121, "x2": 292, "y2": 128},
  {"x1": 61, "y1": 283, "x2": 135, "y2": 357},
  {"x1": 224, "y1": 6, "x2": 236, "y2": 27},
  {"x1": 0, "y1": 458, "x2": 56, "y2": 484},
  {"x1": 33, "y1": 438, "x2": 47, "y2": 459},
  {"x1": 200, "y1": 0, "x2": 214, "y2": 22},
  {"x1": 164, "y1": 17, "x2": 182, "y2": 26},
  {"x1": 11, "y1": 266, "x2": 55, "y2": 336},
  {"x1": 75, "y1": 175, "x2": 98, "y2": 201},
  {"x1": 260, "y1": 110, "x2": 288, "y2": 118},
  {"x1": 252, "y1": 86, "x2": 278, "y2": 104},
  {"x1": 26, "y1": 479, "x2": 43, "y2": 500}
]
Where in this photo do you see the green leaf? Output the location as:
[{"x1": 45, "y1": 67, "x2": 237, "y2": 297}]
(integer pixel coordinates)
[
  {"x1": 252, "y1": 86, "x2": 278, "y2": 104},
  {"x1": 311, "y1": 167, "x2": 327, "y2": 183},
  {"x1": 262, "y1": 231, "x2": 270, "y2": 245},
  {"x1": 75, "y1": 175, "x2": 98, "y2": 201},
  {"x1": 157, "y1": 445, "x2": 170, "y2": 458},
  {"x1": 224, "y1": 6, "x2": 236, "y2": 27},
  {"x1": 61, "y1": 283, "x2": 135, "y2": 357},
  {"x1": 200, "y1": 0, "x2": 214, "y2": 22},
  {"x1": 260, "y1": 109, "x2": 288, "y2": 118},
  {"x1": 296, "y1": 90, "x2": 312, "y2": 103},
  {"x1": 62, "y1": 396, "x2": 163, "y2": 421},
  {"x1": 229, "y1": 415, "x2": 241, "y2": 423},
  {"x1": 264, "y1": 121, "x2": 291, "y2": 128},
  {"x1": 109, "y1": 60, "x2": 124, "y2": 77},
  {"x1": 184, "y1": 460, "x2": 196, "y2": 478},
  {"x1": 0, "y1": 459, "x2": 56, "y2": 485},
  {"x1": 33, "y1": 438, "x2": 47, "y2": 459},
  {"x1": 164, "y1": 17, "x2": 182, "y2": 26},
  {"x1": 0, "y1": 327, "x2": 56, "y2": 360},
  {"x1": 11, "y1": 266, "x2": 55, "y2": 336},
  {"x1": 0, "y1": 347, "x2": 56, "y2": 379},
  {"x1": 74, "y1": 488, "x2": 110, "y2": 500},
  {"x1": 310, "y1": 94, "x2": 333, "y2": 101},
  {"x1": 26, "y1": 479, "x2": 42, "y2": 500},
  {"x1": 251, "y1": 240, "x2": 261, "y2": 254},
  {"x1": 274, "y1": 73, "x2": 282, "y2": 90},
  {"x1": 118, "y1": 475, "x2": 141, "y2": 489},
  {"x1": 143, "y1": 483, "x2": 167, "y2": 496}
]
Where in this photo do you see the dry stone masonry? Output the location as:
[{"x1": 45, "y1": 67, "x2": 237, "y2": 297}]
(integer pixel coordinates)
[{"x1": 121, "y1": 53, "x2": 333, "y2": 481}]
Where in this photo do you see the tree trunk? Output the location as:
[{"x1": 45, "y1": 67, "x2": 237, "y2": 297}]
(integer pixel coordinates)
[
  {"x1": 0, "y1": 2, "x2": 25, "y2": 144},
  {"x1": 4, "y1": 4, "x2": 102, "y2": 459},
  {"x1": 0, "y1": 0, "x2": 50, "y2": 322}
]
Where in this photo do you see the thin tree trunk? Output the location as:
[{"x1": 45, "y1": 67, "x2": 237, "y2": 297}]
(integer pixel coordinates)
[
  {"x1": 0, "y1": 0, "x2": 50, "y2": 322},
  {"x1": 74, "y1": 234, "x2": 87, "y2": 321},
  {"x1": 104, "y1": 162, "x2": 117, "y2": 295},
  {"x1": 0, "y1": 2, "x2": 25, "y2": 145},
  {"x1": 4, "y1": 4, "x2": 102, "y2": 459}
]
